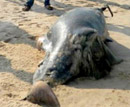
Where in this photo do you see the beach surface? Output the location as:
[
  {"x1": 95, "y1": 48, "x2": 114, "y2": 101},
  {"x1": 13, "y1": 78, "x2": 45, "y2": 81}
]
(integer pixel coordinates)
[{"x1": 0, "y1": 0, "x2": 130, "y2": 107}]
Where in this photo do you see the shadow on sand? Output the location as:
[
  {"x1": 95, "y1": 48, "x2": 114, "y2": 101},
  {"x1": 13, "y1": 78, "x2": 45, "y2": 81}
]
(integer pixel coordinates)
[
  {"x1": 0, "y1": 21, "x2": 36, "y2": 47},
  {"x1": 67, "y1": 38, "x2": 130, "y2": 90},
  {"x1": 87, "y1": 0, "x2": 130, "y2": 10},
  {"x1": 0, "y1": 55, "x2": 33, "y2": 83},
  {"x1": 4, "y1": 0, "x2": 96, "y2": 16},
  {"x1": 108, "y1": 24, "x2": 130, "y2": 36},
  {"x1": 0, "y1": 21, "x2": 38, "y2": 83},
  {"x1": 5, "y1": 0, "x2": 78, "y2": 16}
]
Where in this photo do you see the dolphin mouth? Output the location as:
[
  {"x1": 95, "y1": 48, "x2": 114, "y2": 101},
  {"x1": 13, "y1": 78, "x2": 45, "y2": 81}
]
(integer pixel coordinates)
[
  {"x1": 33, "y1": 49, "x2": 74, "y2": 86},
  {"x1": 42, "y1": 54, "x2": 73, "y2": 86}
]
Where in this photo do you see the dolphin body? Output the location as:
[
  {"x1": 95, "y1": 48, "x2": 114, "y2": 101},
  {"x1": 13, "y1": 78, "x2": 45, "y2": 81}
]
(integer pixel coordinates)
[
  {"x1": 25, "y1": 6, "x2": 121, "y2": 107},
  {"x1": 33, "y1": 7, "x2": 119, "y2": 85}
]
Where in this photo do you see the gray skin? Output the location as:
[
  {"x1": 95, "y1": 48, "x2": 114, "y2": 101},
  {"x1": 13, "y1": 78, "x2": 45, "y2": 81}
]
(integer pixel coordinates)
[
  {"x1": 33, "y1": 7, "x2": 121, "y2": 87},
  {"x1": 24, "y1": 7, "x2": 122, "y2": 107}
]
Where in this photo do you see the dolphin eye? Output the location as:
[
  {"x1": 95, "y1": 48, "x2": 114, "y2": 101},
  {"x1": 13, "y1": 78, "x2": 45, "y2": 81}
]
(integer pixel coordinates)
[
  {"x1": 48, "y1": 67, "x2": 56, "y2": 72},
  {"x1": 74, "y1": 48, "x2": 78, "y2": 51}
]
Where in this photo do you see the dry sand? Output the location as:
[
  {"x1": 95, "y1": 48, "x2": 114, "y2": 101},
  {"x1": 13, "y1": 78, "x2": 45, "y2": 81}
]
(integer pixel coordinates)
[{"x1": 0, "y1": 0, "x2": 130, "y2": 107}]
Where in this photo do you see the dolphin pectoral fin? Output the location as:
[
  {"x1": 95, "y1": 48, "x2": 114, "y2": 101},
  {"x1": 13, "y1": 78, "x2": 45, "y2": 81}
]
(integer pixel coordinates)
[
  {"x1": 36, "y1": 36, "x2": 44, "y2": 51},
  {"x1": 21, "y1": 96, "x2": 27, "y2": 101},
  {"x1": 24, "y1": 81, "x2": 60, "y2": 107},
  {"x1": 36, "y1": 35, "x2": 52, "y2": 52},
  {"x1": 103, "y1": 44, "x2": 123, "y2": 65},
  {"x1": 104, "y1": 38, "x2": 113, "y2": 43}
]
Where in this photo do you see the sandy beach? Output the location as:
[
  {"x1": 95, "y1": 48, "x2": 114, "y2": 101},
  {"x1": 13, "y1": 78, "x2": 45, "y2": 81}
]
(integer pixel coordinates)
[{"x1": 0, "y1": 0, "x2": 130, "y2": 107}]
